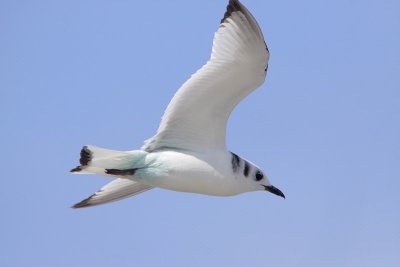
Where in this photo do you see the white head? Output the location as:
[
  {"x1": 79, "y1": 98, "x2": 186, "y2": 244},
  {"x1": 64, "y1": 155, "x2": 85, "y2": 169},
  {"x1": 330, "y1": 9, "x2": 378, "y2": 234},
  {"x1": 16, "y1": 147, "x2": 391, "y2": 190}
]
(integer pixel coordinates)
[{"x1": 231, "y1": 152, "x2": 285, "y2": 198}]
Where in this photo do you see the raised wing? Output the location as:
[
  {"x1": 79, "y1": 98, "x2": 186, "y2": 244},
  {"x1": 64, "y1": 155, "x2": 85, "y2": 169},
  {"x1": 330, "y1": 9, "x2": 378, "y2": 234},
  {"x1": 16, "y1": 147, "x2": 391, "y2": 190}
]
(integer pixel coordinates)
[
  {"x1": 72, "y1": 178, "x2": 153, "y2": 208},
  {"x1": 143, "y1": 0, "x2": 269, "y2": 152}
]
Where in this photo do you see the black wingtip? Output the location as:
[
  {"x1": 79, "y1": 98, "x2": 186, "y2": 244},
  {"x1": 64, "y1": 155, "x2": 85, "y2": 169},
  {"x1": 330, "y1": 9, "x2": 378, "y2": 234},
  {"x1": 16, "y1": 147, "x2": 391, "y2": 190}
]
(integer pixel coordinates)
[
  {"x1": 71, "y1": 196, "x2": 93, "y2": 209},
  {"x1": 221, "y1": 0, "x2": 242, "y2": 24},
  {"x1": 70, "y1": 166, "x2": 82, "y2": 173},
  {"x1": 80, "y1": 146, "x2": 92, "y2": 166},
  {"x1": 70, "y1": 146, "x2": 92, "y2": 173}
]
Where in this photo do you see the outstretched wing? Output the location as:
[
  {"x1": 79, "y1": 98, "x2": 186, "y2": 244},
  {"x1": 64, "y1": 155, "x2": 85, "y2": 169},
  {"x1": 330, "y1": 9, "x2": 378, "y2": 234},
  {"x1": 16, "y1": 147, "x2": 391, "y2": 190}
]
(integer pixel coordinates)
[
  {"x1": 143, "y1": 0, "x2": 269, "y2": 152},
  {"x1": 72, "y1": 179, "x2": 153, "y2": 208}
]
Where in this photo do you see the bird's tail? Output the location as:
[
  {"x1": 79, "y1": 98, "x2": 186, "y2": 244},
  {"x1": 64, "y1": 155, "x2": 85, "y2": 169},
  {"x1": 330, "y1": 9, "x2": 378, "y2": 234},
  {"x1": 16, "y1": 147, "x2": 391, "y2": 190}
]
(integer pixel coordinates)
[
  {"x1": 70, "y1": 146, "x2": 154, "y2": 208},
  {"x1": 70, "y1": 145, "x2": 148, "y2": 176}
]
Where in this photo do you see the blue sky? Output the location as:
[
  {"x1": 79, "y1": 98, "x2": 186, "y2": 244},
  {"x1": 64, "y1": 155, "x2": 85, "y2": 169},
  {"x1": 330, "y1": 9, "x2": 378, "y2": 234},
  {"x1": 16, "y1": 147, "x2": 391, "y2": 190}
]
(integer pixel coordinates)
[{"x1": 1, "y1": 0, "x2": 399, "y2": 266}]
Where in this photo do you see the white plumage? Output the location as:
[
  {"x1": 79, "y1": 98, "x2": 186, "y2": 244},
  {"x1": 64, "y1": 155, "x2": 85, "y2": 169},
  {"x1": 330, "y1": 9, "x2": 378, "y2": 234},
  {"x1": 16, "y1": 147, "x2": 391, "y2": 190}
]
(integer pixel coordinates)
[
  {"x1": 71, "y1": 0, "x2": 284, "y2": 208},
  {"x1": 142, "y1": 2, "x2": 268, "y2": 152}
]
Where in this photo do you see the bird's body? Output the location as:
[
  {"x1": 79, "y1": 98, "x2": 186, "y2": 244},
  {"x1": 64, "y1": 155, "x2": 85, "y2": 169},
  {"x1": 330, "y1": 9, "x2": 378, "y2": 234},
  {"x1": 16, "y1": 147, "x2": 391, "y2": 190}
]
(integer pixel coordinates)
[
  {"x1": 133, "y1": 149, "x2": 262, "y2": 196},
  {"x1": 71, "y1": 0, "x2": 285, "y2": 208}
]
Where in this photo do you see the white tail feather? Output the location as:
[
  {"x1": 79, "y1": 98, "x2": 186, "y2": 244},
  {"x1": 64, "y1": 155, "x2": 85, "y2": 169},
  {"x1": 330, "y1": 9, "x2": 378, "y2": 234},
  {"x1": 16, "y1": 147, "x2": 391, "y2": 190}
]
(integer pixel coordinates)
[
  {"x1": 70, "y1": 145, "x2": 153, "y2": 208},
  {"x1": 70, "y1": 145, "x2": 147, "y2": 176}
]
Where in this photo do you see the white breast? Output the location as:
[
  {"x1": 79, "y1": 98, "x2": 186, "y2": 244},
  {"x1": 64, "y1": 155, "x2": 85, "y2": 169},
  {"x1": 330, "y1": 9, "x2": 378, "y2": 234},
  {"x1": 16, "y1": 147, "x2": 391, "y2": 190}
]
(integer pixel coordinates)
[{"x1": 137, "y1": 150, "x2": 259, "y2": 196}]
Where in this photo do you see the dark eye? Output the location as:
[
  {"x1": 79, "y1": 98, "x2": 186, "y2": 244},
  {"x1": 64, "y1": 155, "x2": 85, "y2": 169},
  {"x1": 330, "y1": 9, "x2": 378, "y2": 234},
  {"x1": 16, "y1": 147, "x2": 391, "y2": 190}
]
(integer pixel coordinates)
[{"x1": 255, "y1": 170, "x2": 264, "y2": 181}]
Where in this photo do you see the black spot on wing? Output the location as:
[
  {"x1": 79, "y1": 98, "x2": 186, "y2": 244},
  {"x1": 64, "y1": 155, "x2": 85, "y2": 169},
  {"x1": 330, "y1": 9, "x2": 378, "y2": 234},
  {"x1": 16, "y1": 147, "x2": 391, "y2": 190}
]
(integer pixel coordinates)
[
  {"x1": 243, "y1": 161, "x2": 250, "y2": 177},
  {"x1": 105, "y1": 168, "x2": 137, "y2": 176},
  {"x1": 80, "y1": 146, "x2": 92, "y2": 166},
  {"x1": 221, "y1": 0, "x2": 242, "y2": 24},
  {"x1": 231, "y1": 152, "x2": 241, "y2": 172}
]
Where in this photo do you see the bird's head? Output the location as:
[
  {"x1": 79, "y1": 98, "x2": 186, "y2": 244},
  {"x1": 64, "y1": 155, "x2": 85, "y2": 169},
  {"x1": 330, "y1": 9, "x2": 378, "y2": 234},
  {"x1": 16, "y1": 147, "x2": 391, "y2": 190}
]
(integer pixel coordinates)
[
  {"x1": 252, "y1": 168, "x2": 285, "y2": 199},
  {"x1": 231, "y1": 153, "x2": 285, "y2": 198}
]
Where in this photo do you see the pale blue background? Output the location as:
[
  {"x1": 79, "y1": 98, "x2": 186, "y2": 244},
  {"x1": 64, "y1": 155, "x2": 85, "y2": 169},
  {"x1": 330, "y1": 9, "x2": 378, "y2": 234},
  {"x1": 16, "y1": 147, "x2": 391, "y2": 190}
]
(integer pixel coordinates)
[{"x1": 1, "y1": 0, "x2": 399, "y2": 266}]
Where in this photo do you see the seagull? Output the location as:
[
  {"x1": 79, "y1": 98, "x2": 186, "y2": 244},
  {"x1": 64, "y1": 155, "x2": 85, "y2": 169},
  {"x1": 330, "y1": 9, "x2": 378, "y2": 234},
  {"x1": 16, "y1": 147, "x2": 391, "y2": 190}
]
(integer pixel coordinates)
[{"x1": 70, "y1": 0, "x2": 285, "y2": 208}]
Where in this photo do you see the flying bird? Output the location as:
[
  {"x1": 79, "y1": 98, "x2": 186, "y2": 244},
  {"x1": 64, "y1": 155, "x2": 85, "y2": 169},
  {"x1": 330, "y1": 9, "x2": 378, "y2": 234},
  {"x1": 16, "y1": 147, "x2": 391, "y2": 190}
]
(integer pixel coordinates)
[{"x1": 71, "y1": 0, "x2": 285, "y2": 208}]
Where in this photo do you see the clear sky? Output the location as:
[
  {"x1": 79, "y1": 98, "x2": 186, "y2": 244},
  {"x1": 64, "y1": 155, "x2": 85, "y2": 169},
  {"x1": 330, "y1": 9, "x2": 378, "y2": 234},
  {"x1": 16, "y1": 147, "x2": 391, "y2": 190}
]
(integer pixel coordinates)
[{"x1": 1, "y1": 0, "x2": 399, "y2": 266}]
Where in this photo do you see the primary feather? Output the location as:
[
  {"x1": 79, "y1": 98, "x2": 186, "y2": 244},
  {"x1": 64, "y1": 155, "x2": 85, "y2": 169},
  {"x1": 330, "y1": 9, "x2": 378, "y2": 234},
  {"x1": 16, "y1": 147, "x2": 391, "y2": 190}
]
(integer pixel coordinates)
[{"x1": 142, "y1": 0, "x2": 269, "y2": 152}]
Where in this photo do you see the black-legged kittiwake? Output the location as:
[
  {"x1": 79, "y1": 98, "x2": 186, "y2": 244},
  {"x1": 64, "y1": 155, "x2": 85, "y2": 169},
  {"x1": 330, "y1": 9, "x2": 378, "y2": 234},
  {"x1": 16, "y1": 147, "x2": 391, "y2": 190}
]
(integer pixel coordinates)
[{"x1": 71, "y1": 0, "x2": 285, "y2": 208}]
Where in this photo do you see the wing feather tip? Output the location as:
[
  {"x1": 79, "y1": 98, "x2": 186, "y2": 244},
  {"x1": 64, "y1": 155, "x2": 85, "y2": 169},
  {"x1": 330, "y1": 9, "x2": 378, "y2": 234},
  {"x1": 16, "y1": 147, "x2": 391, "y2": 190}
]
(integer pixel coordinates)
[
  {"x1": 221, "y1": 0, "x2": 242, "y2": 24},
  {"x1": 71, "y1": 196, "x2": 95, "y2": 209}
]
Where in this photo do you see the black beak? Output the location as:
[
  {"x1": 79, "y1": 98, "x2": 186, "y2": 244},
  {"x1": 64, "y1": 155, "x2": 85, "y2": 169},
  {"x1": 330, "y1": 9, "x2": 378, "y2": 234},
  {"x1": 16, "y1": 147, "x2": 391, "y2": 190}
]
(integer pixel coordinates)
[{"x1": 264, "y1": 185, "x2": 285, "y2": 199}]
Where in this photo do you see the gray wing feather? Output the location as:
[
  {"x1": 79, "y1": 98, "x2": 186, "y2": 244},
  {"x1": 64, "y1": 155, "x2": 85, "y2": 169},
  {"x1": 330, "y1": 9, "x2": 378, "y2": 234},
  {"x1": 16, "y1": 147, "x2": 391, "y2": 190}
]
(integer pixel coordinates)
[{"x1": 72, "y1": 179, "x2": 153, "y2": 208}]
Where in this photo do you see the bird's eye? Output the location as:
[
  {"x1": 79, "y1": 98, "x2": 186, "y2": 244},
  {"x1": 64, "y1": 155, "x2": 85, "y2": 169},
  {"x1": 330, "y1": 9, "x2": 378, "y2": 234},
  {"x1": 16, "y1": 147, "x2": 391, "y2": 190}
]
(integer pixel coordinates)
[{"x1": 255, "y1": 170, "x2": 264, "y2": 181}]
